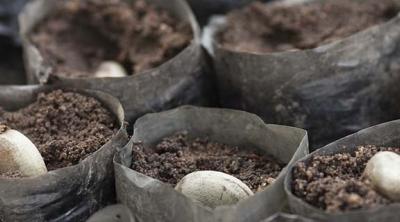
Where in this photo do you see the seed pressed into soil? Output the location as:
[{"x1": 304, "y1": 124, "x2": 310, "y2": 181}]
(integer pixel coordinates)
[
  {"x1": 0, "y1": 90, "x2": 118, "y2": 172},
  {"x1": 131, "y1": 132, "x2": 284, "y2": 192},
  {"x1": 30, "y1": 0, "x2": 192, "y2": 78},
  {"x1": 218, "y1": 0, "x2": 399, "y2": 53},
  {"x1": 292, "y1": 145, "x2": 400, "y2": 213}
]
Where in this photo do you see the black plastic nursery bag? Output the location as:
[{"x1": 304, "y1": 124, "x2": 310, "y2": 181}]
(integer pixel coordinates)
[
  {"x1": 204, "y1": 0, "x2": 400, "y2": 148},
  {"x1": 114, "y1": 106, "x2": 308, "y2": 222},
  {"x1": 285, "y1": 120, "x2": 400, "y2": 222},
  {"x1": 0, "y1": 85, "x2": 129, "y2": 222},
  {"x1": 19, "y1": 0, "x2": 216, "y2": 123}
]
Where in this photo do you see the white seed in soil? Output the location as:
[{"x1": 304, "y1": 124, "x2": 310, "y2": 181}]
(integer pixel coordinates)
[
  {"x1": 175, "y1": 170, "x2": 254, "y2": 208},
  {"x1": 94, "y1": 61, "x2": 128, "y2": 78},
  {"x1": 0, "y1": 128, "x2": 47, "y2": 177},
  {"x1": 364, "y1": 151, "x2": 400, "y2": 201}
]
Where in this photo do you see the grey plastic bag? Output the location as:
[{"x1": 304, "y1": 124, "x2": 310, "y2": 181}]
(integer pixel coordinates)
[
  {"x1": 86, "y1": 205, "x2": 135, "y2": 222},
  {"x1": 0, "y1": 85, "x2": 129, "y2": 222},
  {"x1": 19, "y1": 0, "x2": 216, "y2": 123},
  {"x1": 0, "y1": 38, "x2": 26, "y2": 85},
  {"x1": 0, "y1": 0, "x2": 28, "y2": 85},
  {"x1": 114, "y1": 106, "x2": 308, "y2": 222},
  {"x1": 0, "y1": 0, "x2": 29, "y2": 40},
  {"x1": 261, "y1": 213, "x2": 316, "y2": 222},
  {"x1": 284, "y1": 120, "x2": 400, "y2": 222},
  {"x1": 203, "y1": 0, "x2": 400, "y2": 149}
]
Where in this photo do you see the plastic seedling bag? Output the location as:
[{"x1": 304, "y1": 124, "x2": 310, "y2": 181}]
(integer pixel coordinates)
[
  {"x1": 0, "y1": 85, "x2": 129, "y2": 222},
  {"x1": 114, "y1": 106, "x2": 308, "y2": 222}
]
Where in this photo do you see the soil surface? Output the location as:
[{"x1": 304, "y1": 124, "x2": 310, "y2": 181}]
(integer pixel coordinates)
[
  {"x1": 30, "y1": 0, "x2": 192, "y2": 78},
  {"x1": 131, "y1": 132, "x2": 284, "y2": 192},
  {"x1": 292, "y1": 145, "x2": 400, "y2": 213},
  {"x1": 218, "y1": 0, "x2": 399, "y2": 53},
  {"x1": 0, "y1": 171, "x2": 23, "y2": 178},
  {"x1": 0, "y1": 90, "x2": 118, "y2": 172}
]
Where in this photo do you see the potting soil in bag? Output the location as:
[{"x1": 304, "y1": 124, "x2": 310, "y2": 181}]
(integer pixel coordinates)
[
  {"x1": 285, "y1": 120, "x2": 400, "y2": 222},
  {"x1": 0, "y1": 86, "x2": 128, "y2": 221},
  {"x1": 114, "y1": 106, "x2": 308, "y2": 222},
  {"x1": 20, "y1": 0, "x2": 216, "y2": 124},
  {"x1": 261, "y1": 213, "x2": 316, "y2": 222},
  {"x1": 28, "y1": 0, "x2": 192, "y2": 78},
  {"x1": 204, "y1": 0, "x2": 400, "y2": 149}
]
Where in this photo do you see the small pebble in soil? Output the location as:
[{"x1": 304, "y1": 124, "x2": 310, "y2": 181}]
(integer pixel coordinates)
[
  {"x1": 175, "y1": 170, "x2": 254, "y2": 208},
  {"x1": 94, "y1": 61, "x2": 127, "y2": 78},
  {"x1": 131, "y1": 132, "x2": 284, "y2": 193},
  {"x1": 292, "y1": 145, "x2": 400, "y2": 212},
  {"x1": 0, "y1": 125, "x2": 47, "y2": 178},
  {"x1": 364, "y1": 151, "x2": 400, "y2": 201}
]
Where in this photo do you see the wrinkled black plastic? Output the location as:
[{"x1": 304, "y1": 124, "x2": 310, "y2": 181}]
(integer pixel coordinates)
[
  {"x1": 114, "y1": 106, "x2": 309, "y2": 222},
  {"x1": 204, "y1": 0, "x2": 400, "y2": 149},
  {"x1": 19, "y1": 0, "x2": 216, "y2": 123},
  {"x1": 261, "y1": 213, "x2": 315, "y2": 222},
  {"x1": 0, "y1": 0, "x2": 29, "y2": 40},
  {"x1": 285, "y1": 120, "x2": 400, "y2": 222},
  {"x1": 87, "y1": 204, "x2": 135, "y2": 222},
  {"x1": 0, "y1": 85, "x2": 129, "y2": 222},
  {"x1": 0, "y1": 37, "x2": 26, "y2": 85}
]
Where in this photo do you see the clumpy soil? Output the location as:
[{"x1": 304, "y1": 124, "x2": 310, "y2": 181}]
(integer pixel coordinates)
[
  {"x1": 0, "y1": 90, "x2": 118, "y2": 172},
  {"x1": 0, "y1": 171, "x2": 23, "y2": 178},
  {"x1": 218, "y1": 0, "x2": 399, "y2": 53},
  {"x1": 30, "y1": 0, "x2": 192, "y2": 78},
  {"x1": 131, "y1": 132, "x2": 284, "y2": 192},
  {"x1": 292, "y1": 145, "x2": 400, "y2": 213}
]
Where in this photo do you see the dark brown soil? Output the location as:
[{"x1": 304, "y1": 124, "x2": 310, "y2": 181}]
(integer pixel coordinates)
[
  {"x1": 292, "y1": 145, "x2": 400, "y2": 213},
  {"x1": 131, "y1": 132, "x2": 284, "y2": 192},
  {"x1": 0, "y1": 171, "x2": 23, "y2": 178},
  {"x1": 0, "y1": 90, "x2": 118, "y2": 171},
  {"x1": 218, "y1": 0, "x2": 399, "y2": 53},
  {"x1": 30, "y1": 0, "x2": 192, "y2": 78}
]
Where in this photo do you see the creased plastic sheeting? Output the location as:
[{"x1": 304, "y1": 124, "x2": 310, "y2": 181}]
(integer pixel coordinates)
[
  {"x1": 0, "y1": 0, "x2": 27, "y2": 85},
  {"x1": 0, "y1": 85, "x2": 129, "y2": 222},
  {"x1": 0, "y1": 0, "x2": 29, "y2": 39},
  {"x1": 284, "y1": 120, "x2": 400, "y2": 222},
  {"x1": 204, "y1": 0, "x2": 400, "y2": 149},
  {"x1": 0, "y1": 38, "x2": 26, "y2": 85},
  {"x1": 114, "y1": 106, "x2": 309, "y2": 222},
  {"x1": 261, "y1": 213, "x2": 316, "y2": 222},
  {"x1": 87, "y1": 204, "x2": 135, "y2": 222},
  {"x1": 19, "y1": 0, "x2": 217, "y2": 123}
]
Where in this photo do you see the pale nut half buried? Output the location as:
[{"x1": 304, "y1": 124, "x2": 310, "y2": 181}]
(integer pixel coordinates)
[
  {"x1": 0, "y1": 126, "x2": 47, "y2": 177},
  {"x1": 175, "y1": 170, "x2": 254, "y2": 208},
  {"x1": 364, "y1": 151, "x2": 400, "y2": 201},
  {"x1": 94, "y1": 61, "x2": 128, "y2": 78}
]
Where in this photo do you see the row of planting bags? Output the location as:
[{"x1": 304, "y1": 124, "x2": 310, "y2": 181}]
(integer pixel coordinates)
[{"x1": 1, "y1": 0, "x2": 400, "y2": 221}]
